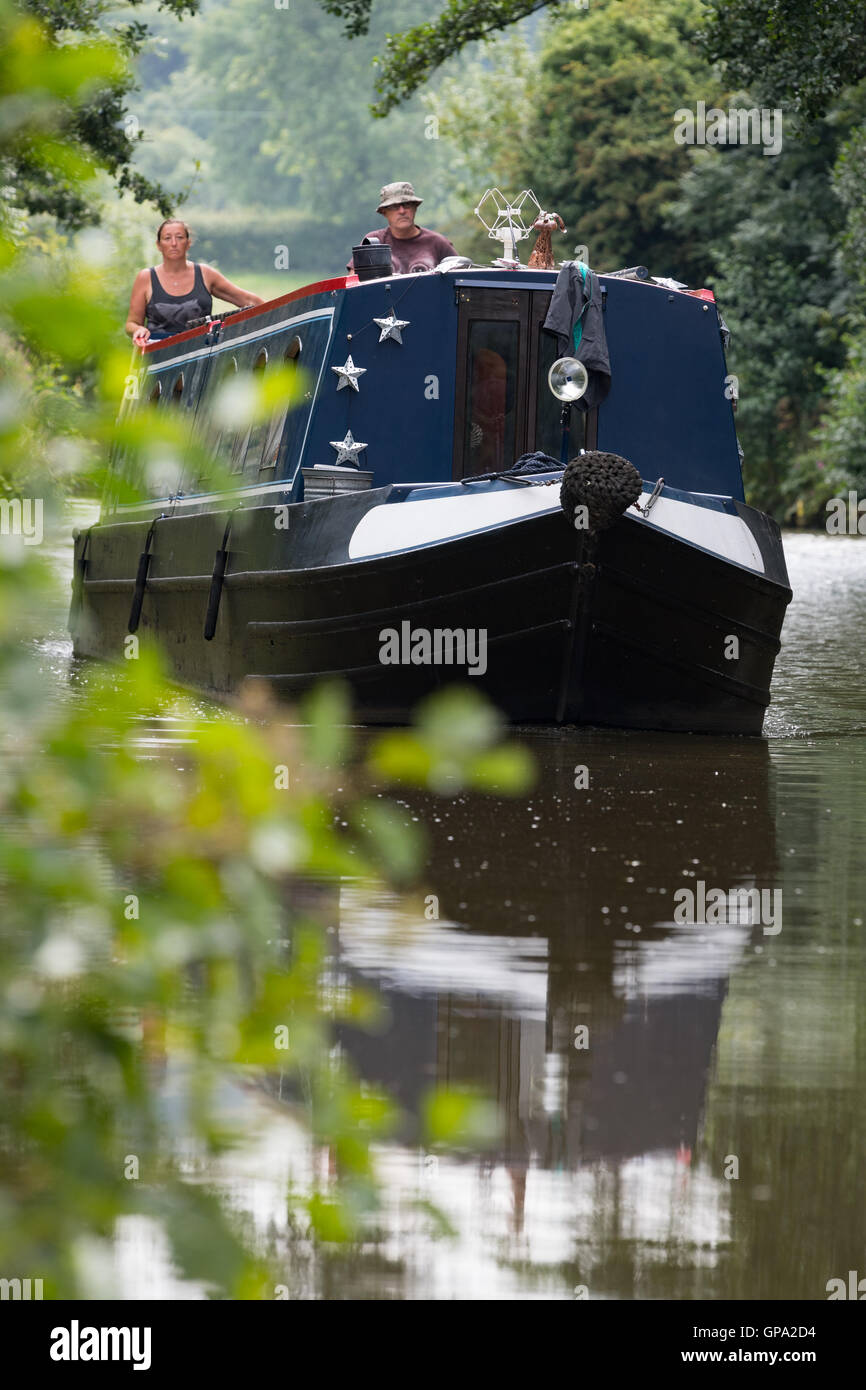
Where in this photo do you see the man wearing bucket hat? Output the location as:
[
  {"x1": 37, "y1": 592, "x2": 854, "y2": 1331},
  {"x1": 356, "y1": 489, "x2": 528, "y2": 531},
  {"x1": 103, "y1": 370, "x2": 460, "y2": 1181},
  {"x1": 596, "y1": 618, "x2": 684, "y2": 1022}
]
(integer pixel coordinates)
[{"x1": 349, "y1": 181, "x2": 457, "y2": 276}]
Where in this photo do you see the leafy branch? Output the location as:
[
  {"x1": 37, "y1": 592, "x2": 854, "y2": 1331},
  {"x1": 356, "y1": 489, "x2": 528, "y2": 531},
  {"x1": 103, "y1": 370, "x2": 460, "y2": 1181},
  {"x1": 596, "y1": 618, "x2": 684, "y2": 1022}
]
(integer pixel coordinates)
[{"x1": 321, "y1": 0, "x2": 564, "y2": 116}]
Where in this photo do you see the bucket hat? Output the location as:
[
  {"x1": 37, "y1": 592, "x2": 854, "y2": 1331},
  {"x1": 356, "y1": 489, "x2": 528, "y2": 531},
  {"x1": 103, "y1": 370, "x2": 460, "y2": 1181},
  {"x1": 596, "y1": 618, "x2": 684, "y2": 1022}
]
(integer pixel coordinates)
[{"x1": 377, "y1": 181, "x2": 423, "y2": 214}]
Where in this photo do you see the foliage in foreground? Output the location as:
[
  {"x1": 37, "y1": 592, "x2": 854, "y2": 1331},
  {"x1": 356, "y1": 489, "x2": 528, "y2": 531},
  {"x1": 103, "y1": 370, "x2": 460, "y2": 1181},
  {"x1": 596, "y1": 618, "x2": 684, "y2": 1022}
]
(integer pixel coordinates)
[
  {"x1": 0, "y1": 637, "x2": 531, "y2": 1295},
  {"x1": 0, "y1": 2, "x2": 534, "y2": 1296}
]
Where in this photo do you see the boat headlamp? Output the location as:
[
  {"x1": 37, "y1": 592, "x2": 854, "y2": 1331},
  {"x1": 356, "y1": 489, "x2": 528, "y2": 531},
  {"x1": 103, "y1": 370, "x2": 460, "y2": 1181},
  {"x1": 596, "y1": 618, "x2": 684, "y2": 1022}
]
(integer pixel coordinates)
[{"x1": 548, "y1": 357, "x2": 588, "y2": 402}]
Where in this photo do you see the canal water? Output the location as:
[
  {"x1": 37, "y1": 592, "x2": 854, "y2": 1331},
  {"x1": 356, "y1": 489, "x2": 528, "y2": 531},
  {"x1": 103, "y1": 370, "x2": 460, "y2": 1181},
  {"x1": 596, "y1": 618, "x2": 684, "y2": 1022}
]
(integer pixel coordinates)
[{"x1": 36, "y1": 515, "x2": 866, "y2": 1299}]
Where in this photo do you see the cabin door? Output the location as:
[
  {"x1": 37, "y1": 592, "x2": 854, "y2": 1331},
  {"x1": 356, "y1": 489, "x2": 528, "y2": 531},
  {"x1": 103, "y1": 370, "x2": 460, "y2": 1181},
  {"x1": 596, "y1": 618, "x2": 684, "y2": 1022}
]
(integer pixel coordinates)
[{"x1": 453, "y1": 287, "x2": 589, "y2": 480}]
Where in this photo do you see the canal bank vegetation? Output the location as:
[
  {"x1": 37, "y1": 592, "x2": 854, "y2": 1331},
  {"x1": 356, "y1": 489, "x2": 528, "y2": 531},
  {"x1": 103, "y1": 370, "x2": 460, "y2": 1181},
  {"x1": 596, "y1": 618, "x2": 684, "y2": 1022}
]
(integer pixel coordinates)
[{"x1": 0, "y1": 2, "x2": 533, "y2": 1297}]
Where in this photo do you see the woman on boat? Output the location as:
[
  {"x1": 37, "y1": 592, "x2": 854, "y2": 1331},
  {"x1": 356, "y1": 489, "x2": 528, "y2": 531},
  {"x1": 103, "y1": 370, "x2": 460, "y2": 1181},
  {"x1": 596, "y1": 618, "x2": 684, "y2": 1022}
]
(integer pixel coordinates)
[{"x1": 125, "y1": 218, "x2": 264, "y2": 346}]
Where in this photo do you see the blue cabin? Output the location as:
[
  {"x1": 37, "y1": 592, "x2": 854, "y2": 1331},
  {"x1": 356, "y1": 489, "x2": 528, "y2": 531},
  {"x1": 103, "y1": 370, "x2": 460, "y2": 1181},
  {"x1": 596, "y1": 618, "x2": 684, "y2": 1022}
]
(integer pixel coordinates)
[{"x1": 125, "y1": 266, "x2": 743, "y2": 508}]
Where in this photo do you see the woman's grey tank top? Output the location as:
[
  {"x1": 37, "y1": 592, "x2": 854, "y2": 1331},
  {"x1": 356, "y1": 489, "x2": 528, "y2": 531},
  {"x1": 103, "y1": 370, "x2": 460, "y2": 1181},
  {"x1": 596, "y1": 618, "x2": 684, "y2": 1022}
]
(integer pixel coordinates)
[{"x1": 146, "y1": 262, "x2": 213, "y2": 334}]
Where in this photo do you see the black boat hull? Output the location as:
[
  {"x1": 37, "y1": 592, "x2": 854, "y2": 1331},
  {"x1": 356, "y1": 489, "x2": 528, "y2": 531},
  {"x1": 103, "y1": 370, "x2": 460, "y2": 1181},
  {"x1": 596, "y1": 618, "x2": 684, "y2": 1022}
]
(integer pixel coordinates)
[{"x1": 71, "y1": 491, "x2": 791, "y2": 734}]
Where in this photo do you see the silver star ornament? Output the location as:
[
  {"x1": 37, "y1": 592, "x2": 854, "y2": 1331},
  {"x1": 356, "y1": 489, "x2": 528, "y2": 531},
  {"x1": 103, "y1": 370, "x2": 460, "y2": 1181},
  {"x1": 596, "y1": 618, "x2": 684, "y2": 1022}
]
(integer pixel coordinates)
[
  {"x1": 329, "y1": 430, "x2": 368, "y2": 466},
  {"x1": 373, "y1": 312, "x2": 410, "y2": 344},
  {"x1": 331, "y1": 354, "x2": 366, "y2": 392}
]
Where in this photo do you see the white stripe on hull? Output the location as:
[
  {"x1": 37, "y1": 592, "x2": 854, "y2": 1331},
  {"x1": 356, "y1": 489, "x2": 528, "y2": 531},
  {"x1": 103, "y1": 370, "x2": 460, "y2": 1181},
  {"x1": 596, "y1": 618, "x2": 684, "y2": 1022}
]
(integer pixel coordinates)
[{"x1": 348, "y1": 486, "x2": 765, "y2": 573}]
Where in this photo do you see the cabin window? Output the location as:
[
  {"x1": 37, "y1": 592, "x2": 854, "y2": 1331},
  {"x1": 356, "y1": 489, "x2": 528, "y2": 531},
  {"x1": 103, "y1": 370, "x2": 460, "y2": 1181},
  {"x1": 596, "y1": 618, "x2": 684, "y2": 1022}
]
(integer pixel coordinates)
[
  {"x1": 275, "y1": 318, "x2": 331, "y2": 473},
  {"x1": 198, "y1": 355, "x2": 239, "y2": 488},
  {"x1": 233, "y1": 348, "x2": 269, "y2": 473},
  {"x1": 259, "y1": 336, "x2": 303, "y2": 473},
  {"x1": 464, "y1": 322, "x2": 520, "y2": 474},
  {"x1": 148, "y1": 379, "x2": 162, "y2": 404},
  {"x1": 141, "y1": 372, "x2": 189, "y2": 494},
  {"x1": 239, "y1": 347, "x2": 272, "y2": 472},
  {"x1": 229, "y1": 352, "x2": 261, "y2": 473}
]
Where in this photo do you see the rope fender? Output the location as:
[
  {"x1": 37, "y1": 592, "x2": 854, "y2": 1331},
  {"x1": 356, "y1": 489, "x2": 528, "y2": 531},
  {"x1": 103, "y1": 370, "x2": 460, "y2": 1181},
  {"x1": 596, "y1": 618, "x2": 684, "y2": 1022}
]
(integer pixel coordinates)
[{"x1": 560, "y1": 451, "x2": 643, "y2": 532}]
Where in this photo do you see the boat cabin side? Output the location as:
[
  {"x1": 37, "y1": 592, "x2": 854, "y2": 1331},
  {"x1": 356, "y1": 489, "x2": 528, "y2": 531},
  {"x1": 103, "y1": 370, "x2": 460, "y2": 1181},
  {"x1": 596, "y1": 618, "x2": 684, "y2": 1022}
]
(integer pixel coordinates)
[{"x1": 110, "y1": 268, "x2": 744, "y2": 515}]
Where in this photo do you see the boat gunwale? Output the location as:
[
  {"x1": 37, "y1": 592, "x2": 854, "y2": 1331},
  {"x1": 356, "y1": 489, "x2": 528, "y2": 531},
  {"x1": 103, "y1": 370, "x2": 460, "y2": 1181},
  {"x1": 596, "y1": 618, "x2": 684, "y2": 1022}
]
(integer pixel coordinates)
[{"x1": 140, "y1": 274, "x2": 358, "y2": 355}]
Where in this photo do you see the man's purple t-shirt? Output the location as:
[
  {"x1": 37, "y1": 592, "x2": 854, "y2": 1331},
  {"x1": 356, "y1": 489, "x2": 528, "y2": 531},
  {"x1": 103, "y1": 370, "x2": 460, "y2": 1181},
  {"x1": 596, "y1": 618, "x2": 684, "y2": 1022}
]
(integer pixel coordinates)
[{"x1": 350, "y1": 225, "x2": 457, "y2": 275}]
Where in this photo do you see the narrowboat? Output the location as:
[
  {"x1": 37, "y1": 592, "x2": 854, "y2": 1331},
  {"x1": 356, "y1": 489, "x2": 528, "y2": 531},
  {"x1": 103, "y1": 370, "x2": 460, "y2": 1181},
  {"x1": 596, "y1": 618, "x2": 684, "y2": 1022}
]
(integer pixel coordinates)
[{"x1": 70, "y1": 221, "x2": 791, "y2": 732}]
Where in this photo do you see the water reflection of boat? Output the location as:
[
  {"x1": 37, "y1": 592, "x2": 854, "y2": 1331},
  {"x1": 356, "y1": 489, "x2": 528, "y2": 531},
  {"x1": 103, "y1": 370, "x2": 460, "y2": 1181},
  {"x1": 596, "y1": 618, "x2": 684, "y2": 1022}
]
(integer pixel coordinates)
[
  {"x1": 331, "y1": 734, "x2": 777, "y2": 1168},
  {"x1": 70, "y1": 198, "x2": 791, "y2": 732}
]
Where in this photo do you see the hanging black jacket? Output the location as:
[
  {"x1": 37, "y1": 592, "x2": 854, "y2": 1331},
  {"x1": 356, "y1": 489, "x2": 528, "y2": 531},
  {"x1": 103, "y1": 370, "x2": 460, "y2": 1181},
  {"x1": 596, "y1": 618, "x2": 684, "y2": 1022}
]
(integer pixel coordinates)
[{"x1": 543, "y1": 261, "x2": 611, "y2": 409}]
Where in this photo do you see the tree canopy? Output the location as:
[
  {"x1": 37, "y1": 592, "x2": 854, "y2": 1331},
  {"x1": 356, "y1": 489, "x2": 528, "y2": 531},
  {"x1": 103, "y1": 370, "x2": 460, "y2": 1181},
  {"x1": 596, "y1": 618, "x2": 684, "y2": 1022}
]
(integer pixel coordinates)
[
  {"x1": 429, "y1": 0, "x2": 720, "y2": 279},
  {"x1": 322, "y1": 0, "x2": 560, "y2": 115},
  {"x1": 524, "y1": 0, "x2": 718, "y2": 278},
  {"x1": 699, "y1": 0, "x2": 866, "y2": 120},
  {"x1": 10, "y1": 0, "x2": 201, "y2": 226},
  {"x1": 669, "y1": 113, "x2": 856, "y2": 511},
  {"x1": 322, "y1": 0, "x2": 866, "y2": 121},
  {"x1": 14, "y1": 0, "x2": 866, "y2": 230},
  {"x1": 126, "y1": 0, "x2": 456, "y2": 273}
]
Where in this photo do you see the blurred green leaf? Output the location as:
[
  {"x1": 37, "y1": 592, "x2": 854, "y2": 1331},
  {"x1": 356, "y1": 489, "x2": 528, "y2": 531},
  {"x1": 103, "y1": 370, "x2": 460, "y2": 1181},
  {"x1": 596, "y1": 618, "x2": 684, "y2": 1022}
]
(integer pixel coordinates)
[
  {"x1": 367, "y1": 730, "x2": 434, "y2": 784},
  {"x1": 423, "y1": 1088, "x2": 502, "y2": 1152},
  {"x1": 352, "y1": 797, "x2": 424, "y2": 884},
  {"x1": 416, "y1": 685, "x2": 503, "y2": 755},
  {"x1": 307, "y1": 1193, "x2": 351, "y2": 1244},
  {"x1": 468, "y1": 743, "x2": 534, "y2": 793},
  {"x1": 299, "y1": 679, "x2": 353, "y2": 767}
]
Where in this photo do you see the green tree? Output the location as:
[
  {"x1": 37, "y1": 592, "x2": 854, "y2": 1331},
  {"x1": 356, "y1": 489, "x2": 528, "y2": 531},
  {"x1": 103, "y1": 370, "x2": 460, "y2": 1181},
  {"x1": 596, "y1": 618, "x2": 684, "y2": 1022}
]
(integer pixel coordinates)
[
  {"x1": 834, "y1": 120, "x2": 866, "y2": 277},
  {"x1": 523, "y1": 0, "x2": 722, "y2": 277},
  {"x1": 129, "y1": 0, "x2": 455, "y2": 238},
  {"x1": 320, "y1": 0, "x2": 563, "y2": 115},
  {"x1": 431, "y1": 0, "x2": 722, "y2": 278},
  {"x1": 321, "y1": 0, "x2": 866, "y2": 124},
  {"x1": 812, "y1": 331, "x2": 866, "y2": 495},
  {"x1": 699, "y1": 0, "x2": 866, "y2": 121},
  {"x1": 10, "y1": 0, "x2": 203, "y2": 226},
  {"x1": 803, "y1": 115, "x2": 866, "y2": 501},
  {"x1": 667, "y1": 112, "x2": 856, "y2": 514}
]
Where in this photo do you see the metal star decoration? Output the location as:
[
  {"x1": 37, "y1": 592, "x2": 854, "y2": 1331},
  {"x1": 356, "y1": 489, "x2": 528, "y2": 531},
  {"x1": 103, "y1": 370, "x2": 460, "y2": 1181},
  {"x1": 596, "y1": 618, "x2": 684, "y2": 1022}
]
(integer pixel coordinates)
[
  {"x1": 329, "y1": 430, "x2": 368, "y2": 467},
  {"x1": 331, "y1": 354, "x2": 366, "y2": 392},
  {"x1": 373, "y1": 312, "x2": 410, "y2": 344}
]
